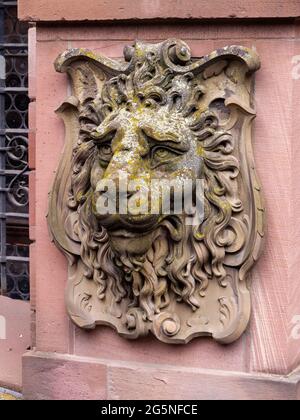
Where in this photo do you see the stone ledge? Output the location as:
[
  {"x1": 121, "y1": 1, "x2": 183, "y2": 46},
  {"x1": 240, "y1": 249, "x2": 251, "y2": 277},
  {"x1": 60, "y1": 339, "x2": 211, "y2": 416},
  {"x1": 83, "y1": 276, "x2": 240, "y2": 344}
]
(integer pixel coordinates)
[
  {"x1": 18, "y1": 0, "x2": 300, "y2": 22},
  {"x1": 23, "y1": 351, "x2": 300, "y2": 400}
]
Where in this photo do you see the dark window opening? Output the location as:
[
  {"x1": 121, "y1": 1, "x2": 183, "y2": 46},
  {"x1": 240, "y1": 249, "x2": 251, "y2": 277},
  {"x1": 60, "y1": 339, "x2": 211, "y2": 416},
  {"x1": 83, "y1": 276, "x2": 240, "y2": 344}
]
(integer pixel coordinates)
[{"x1": 0, "y1": 0, "x2": 29, "y2": 300}]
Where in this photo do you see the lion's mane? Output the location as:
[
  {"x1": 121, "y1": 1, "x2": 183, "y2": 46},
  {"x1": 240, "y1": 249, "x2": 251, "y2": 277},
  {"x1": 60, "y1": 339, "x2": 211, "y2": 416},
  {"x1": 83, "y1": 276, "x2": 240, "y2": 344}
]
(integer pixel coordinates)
[{"x1": 65, "y1": 53, "x2": 240, "y2": 319}]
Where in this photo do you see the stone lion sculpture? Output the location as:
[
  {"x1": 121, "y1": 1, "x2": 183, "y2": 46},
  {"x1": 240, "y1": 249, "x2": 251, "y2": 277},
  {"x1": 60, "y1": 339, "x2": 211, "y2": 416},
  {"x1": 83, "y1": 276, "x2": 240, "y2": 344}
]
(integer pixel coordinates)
[{"x1": 48, "y1": 39, "x2": 264, "y2": 343}]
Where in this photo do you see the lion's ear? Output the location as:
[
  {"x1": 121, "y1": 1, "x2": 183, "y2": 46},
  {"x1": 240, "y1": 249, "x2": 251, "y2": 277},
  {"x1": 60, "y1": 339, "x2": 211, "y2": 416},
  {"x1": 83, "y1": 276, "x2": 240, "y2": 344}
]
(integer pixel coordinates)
[
  {"x1": 54, "y1": 48, "x2": 133, "y2": 105},
  {"x1": 55, "y1": 52, "x2": 104, "y2": 105},
  {"x1": 47, "y1": 49, "x2": 130, "y2": 258}
]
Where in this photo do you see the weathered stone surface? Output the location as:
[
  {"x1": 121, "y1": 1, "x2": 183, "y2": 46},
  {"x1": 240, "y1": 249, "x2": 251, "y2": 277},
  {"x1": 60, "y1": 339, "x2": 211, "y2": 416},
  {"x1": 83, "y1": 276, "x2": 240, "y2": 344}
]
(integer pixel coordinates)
[
  {"x1": 22, "y1": 19, "x2": 300, "y2": 400},
  {"x1": 0, "y1": 297, "x2": 31, "y2": 389},
  {"x1": 18, "y1": 0, "x2": 300, "y2": 22},
  {"x1": 107, "y1": 364, "x2": 299, "y2": 400},
  {"x1": 23, "y1": 352, "x2": 107, "y2": 400},
  {"x1": 30, "y1": 24, "x2": 297, "y2": 367},
  {"x1": 23, "y1": 351, "x2": 300, "y2": 400},
  {"x1": 48, "y1": 40, "x2": 264, "y2": 345}
]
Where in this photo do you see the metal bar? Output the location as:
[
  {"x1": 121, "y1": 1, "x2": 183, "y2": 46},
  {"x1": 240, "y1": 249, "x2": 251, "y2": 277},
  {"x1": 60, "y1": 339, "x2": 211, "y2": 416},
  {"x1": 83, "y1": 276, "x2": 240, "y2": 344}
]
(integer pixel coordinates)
[
  {"x1": 4, "y1": 52, "x2": 28, "y2": 55},
  {"x1": 0, "y1": 44, "x2": 28, "y2": 48},
  {"x1": 0, "y1": 169, "x2": 29, "y2": 175},
  {"x1": 6, "y1": 255, "x2": 29, "y2": 262},
  {"x1": 0, "y1": 129, "x2": 29, "y2": 134},
  {"x1": 0, "y1": 257, "x2": 29, "y2": 263},
  {"x1": 0, "y1": 5, "x2": 7, "y2": 294},
  {"x1": 4, "y1": 212, "x2": 29, "y2": 218},
  {"x1": 0, "y1": 87, "x2": 28, "y2": 93},
  {"x1": 3, "y1": 54, "x2": 28, "y2": 58}
]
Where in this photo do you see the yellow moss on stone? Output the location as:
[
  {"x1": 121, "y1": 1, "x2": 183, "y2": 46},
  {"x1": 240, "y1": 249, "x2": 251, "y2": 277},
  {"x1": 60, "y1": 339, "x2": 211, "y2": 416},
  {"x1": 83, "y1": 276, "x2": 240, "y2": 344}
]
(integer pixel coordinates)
[{"x1": 0, "y1": 392, "x2": 21, "y2": 400}]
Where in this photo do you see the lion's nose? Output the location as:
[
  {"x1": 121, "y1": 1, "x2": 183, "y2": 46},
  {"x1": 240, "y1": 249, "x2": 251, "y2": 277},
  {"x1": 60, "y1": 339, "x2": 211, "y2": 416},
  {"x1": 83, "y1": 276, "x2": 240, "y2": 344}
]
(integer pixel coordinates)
[
  {"x1": 97, "y1": 182, "x2": 135, "y2": 197},
  {"x1": 127, "y1": 189, "x2": 136, "y2": 199},
  {"x1": 96, "y1": 182, "x2": 136, "y2": 209},
  {"x1": 118, "y1": 189, "x2": 135, "y2": 201}
]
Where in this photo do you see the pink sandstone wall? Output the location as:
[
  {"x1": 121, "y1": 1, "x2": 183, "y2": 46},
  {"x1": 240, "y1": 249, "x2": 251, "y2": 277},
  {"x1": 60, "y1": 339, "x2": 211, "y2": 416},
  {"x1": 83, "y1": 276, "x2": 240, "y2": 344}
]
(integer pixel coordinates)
[
  {"x1": 19, "y1": 0, "x2": 300, "y2": 399},
  {"x1": 18, "y1": 0, "x2": 300, "y2": 21},
  {"x1": 0, "y1": 296, "x2": 30, "y2": 390}
]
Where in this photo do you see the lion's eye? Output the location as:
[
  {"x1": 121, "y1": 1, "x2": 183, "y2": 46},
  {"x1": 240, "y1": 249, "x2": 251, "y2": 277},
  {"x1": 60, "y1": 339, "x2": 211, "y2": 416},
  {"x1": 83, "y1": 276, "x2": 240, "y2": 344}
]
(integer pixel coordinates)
[
  {"x1": 93, "y1": 129, "x2": 116, "y2": 166},
  {"x1": 98, "y1": 143, "x2": 113, "y2": 166},
  {"x1": 151, "y1": 146, "x2": 180, "y2": 168},
  {"x1": 100, "y1": 144, "x2": 112, "y2": 156}
]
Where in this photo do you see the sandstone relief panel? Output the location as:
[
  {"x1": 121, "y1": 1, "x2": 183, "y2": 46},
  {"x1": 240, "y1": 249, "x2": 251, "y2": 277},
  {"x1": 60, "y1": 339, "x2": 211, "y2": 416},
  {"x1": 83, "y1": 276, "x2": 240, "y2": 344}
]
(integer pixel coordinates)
[{"x1": 48, "y1": 39, "x2": 264, "y2": 344}]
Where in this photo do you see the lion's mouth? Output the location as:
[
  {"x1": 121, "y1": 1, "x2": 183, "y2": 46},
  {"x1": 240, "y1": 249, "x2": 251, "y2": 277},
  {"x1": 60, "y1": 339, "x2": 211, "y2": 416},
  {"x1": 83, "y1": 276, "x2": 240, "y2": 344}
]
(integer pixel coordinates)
[
  {"x1": 98, "y1": 213, "x2": 162, "y2": 235},
  {"x1": 109, "y1": 229, "x2": 151, "y2": 239},
  {"x1": 101, "y1": 214, "x2": 184, "y2": 243}
]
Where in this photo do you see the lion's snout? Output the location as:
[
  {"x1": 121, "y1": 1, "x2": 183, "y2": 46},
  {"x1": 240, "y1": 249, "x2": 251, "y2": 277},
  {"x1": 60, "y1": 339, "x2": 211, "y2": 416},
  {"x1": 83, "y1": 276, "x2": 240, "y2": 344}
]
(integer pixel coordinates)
[{"x1": 93, "y1": 176, "x2": 161, "y2": 233}]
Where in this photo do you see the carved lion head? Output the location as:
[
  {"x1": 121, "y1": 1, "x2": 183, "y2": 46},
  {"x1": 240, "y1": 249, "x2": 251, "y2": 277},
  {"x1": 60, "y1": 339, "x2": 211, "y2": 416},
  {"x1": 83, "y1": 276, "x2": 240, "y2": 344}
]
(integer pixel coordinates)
[{"x1": 48, "y1": 40, "x2": 264, "y2": 343}]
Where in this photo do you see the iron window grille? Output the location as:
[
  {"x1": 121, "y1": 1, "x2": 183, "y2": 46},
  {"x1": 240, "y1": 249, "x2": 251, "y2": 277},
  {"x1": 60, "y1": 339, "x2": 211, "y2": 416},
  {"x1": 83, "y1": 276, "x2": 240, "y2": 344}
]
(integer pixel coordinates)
[{"x1": 0, "y1": 0, "x2": 29, "y2": 300}]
